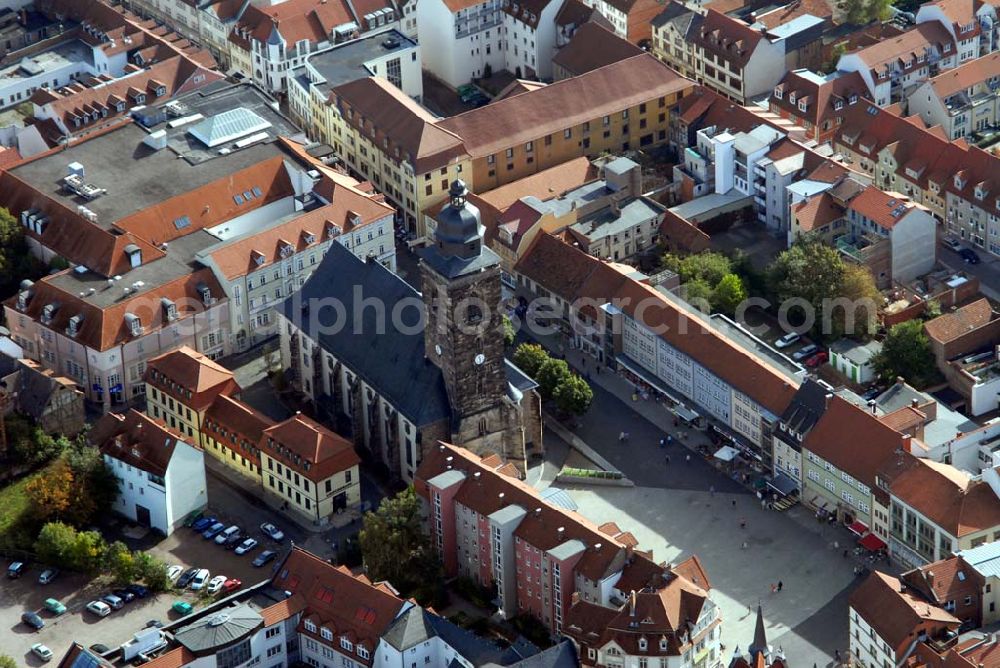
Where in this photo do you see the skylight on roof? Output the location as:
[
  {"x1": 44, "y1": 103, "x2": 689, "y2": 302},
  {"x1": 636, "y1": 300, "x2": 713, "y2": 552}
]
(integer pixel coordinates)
[
  {"x1": 234, "y1": 194, "x2": 244, "y2": 205},
  {"x1": 173, "y1": 215, "x2": 191, "y2": 230},
  {"x1": 187, "y1": 107, "x2": 273, "y2": 148},
  {"x1": 252, "y1": 186, "x2": 263, "y2": 198}
]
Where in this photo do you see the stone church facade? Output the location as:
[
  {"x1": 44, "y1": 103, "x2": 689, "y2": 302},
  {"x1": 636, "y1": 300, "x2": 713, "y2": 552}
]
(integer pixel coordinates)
[{"x1": 278, "y1": 181, "x2": 542, "y2": 483}]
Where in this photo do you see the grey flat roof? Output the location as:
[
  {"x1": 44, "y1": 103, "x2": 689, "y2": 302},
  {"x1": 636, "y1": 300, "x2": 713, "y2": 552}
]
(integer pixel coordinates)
[
  {"x1": 11, "y1": 83, "x2": 302, "y2": 228},
  {"x1": 569, "y1": 197, "x2": 665, "y2": 242},
  {"x1": 45, "y1": 230, "x2": 218, "y2": 309},
  {"x1": 547, "y1": 538, "x2": 585, "y2": 561},
  {"x1": 296, "y1": 28, "x2": 416, "y2": 95},
  {"x1": 0, "y1": 40, "x2": 93, "y2": 89}
]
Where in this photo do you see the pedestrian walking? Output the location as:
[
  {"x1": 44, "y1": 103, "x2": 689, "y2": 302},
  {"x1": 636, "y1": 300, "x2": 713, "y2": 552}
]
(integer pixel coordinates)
[
  {"x1": 667, "y1": 435, "x2": 673, "y2": 445},
  {"x1": 843, "y1": 549, "x2": 849, "y2": 559},
  {"x1": 731, "y1": 499, "x2": 737, "y2": 508},
  {"x1": 685, "y1": 454, "x2": 691, "y2": 464},
  {"x1": 659, "y1": 438, "x2": 665, "y2": 448},
  {"x1": 741, "y1": 540, "x2": 749, "y2": 550},
  {"x1": 619, "y1": 431, "x2": 625, "y2": 442},
  {"x1": 770, "y1": 583, "x2": 777, "y2": 594},
  {"x1": 665, "y1": 455, "x2": 671, "y2": 465},
  {"x1": 835, "y1": 650, "x2": 841, "y2": 663},
  {"x1": 740, "y1": 518, "x2": 747, "y2": 530},
  {"x1": 777, "y1": 581, "x2": 783, "y2": 592}
]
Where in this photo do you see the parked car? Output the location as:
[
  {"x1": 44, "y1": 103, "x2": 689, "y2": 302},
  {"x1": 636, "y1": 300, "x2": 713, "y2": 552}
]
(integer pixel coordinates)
[
  {"x1": 234, "y1": 538, "x2": 258, "y2": 555},
  {"x1": 89, "y1": 644, "x2": 110, "y2": 655},
  {"x1": 252, "y1": 550, "x2": 278, "y2": 567},
  {"x1": 224, "y1": 531, "x2": 245, "y2": 549},
  {"x1": 126, "y1": 583, "x2": 150, "y2": 598},
  {"x1": 202, "y1": 522, "x2": 226, "y2": 539},
  {"x1": 85, "y1": 600, "x2": 112, "y2": 617},
  {"x1": 943, "y1": 237, "x2": 963, "y2": 252},
  {"x1": 102, "y1": 594, "x2": 124, "y2": 610},
  {"x1": 37, "y1": 568, "x2": 59, "y2": 585},
  {"x1": 43, "y1": 598, "x2": 66, "y2": 615},
  {"x1": 177, "y1": 568, "x2": 199, "y2": 588},
  {"x1": 190, "y1": 568, "x2": 211, "y2": 590},
  {"x1": 166, "y1": 565, "x2": 184, "y2": 583},
  {"x1": 171, "y1": 601, "x2": 193, "y2": 616},
  {"x1": 191, "y1": 516, "x2": 217, "y2": 532},
  {"x1": 862, "y1": 386, "x2": 882, "y2": 401},
  {"x1": 961, "y1": 248, "x2": 981, "y2": 264},
  {"x1": 215, "y1": 525, "x2": 240, "y2": 545},
  {"x1": 112, "y1": 588, "x2": 136, "y2": 604},
  {"x1": 8, "y1": 561, "x2": 26, "y2": 578},
  {"x1": 260, "y1": 523, "x2": 284, "y2": 542},
  {"x1": 774, "y1": 332, "x2": 801, "y2": 349},
  {"x1": 21, "y1": 611, "x2": 44, "y2": 630},
  {"x1": 31, "y1": 643, "x2": 53, "y2": 662},
  {"x1": 183, "y1": 510, "x2": 204, "y2": 528},
  {"x1": 206, "y1": 575, "x2": 227, "y2": 594},
  {"x1": 146, "y1": 619, "x2": 164, "y2": 628},
  {"x1": 806, "y1": 351, "x2": 829, "y2": 368},
  {"x1": 222, "y1": 578, "x2": 242, "y2": 594},
  {"x1": 792, "y1": 344, "x2": 820, "y2": 361}
]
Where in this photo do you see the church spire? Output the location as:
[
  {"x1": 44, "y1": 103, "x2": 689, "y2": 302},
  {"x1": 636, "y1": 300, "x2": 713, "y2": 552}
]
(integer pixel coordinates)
[{"x1": 749, "y1": 604, "x2": 768, "y2": 659}]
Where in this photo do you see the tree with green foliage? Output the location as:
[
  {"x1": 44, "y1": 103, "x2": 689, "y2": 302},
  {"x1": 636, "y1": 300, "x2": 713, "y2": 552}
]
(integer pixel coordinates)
[
  {"x1": 134, "y1": 551, "x2": 171, "y2": 592},
  {"x1": 663, "y1": 251, "x2": 733, "y2": 286},
  {"x1": 0, "y1": 654, "x2": 18, "y2": 668},
  {"x1": 713, "y1": 273, "x2": 747, "y2": 316},
  {"x1": 359, "y1": 488, "x2": 444, "y2": 607},
  {"x1": 536, "y1": 358, "x2": 572, "y2": 397},
  {"x1": 768, "y1": 240, "x2": 879, "y2": 340},
  {"x1": 25, "y1": 458, "x2": 75, "y2": 523},
  {"x1": 34, "y1": 522, "x2": 106, "y2": 573},
  {"x1": 512, "y1": 343, "x2": 550, "y2": 378},
  {"x1": 873, "y1": 320, "x2": 938, "y2": 388},
  {"x1": 502, "y1": 314, "x2": 516, "y2": 346},
  {"x1": 682, "y1": 279, "x2": 715, "y2": 311},
  {"x1": 106, "y1": 541, "x2": 138, "y2": 584},
  {"x1": 64, "y1": 439, "x2": 119, "y2": 527},
  {"x1": 0, "y1": 206, "x2": 45, "y2": 298},
  {"x1": 553, "y1": 374, "x2": 594, "y2": 415}
]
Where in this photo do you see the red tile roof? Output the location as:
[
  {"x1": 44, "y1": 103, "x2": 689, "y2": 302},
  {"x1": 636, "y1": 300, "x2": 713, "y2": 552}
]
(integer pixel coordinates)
[
  {"x1": 929, "y1": 52, "x2": 1000, "y2": 99},
  {"x1": 114, "y1": 155, "x2": 296, "y2": 244},
  {"x1": 891, "y1": 457, "x2": 1000, "y2": 537},
  {"x1": 6, "y1": 266, "x2": 225, "y2": 351},
  {"x1": 846, "y1": 185, "x2": 917, "y2": 230},
  {"x1": 202, "y1": 394, "x2": 274, "y2": 463},
  {"x1": 208, "y1": 182, "x2": 393, "y2": 280},
  {"x1": 850, "y1": 571, "x2": 959, "y2": 652},
  {"x1": 273, "y1": 547, "x2": 405, "y2": 663},
  {"x1": 802, "y1": 394, "x2": 908, "y2": 488},
  {"x1": 437, "y1": 54, "x2": 692, "y2": 159},
  {"x1": 262, "y1": 414, "x2": 360, "y2": 482},
  {"x1": 690, "y1": 9, "x2": 767, "y2": 69},
  {"x1": 848, "y1": 23, "x2": 955, "y2": 77},
  {"x1": 791, "y1": 192, "x2": 844, "y2": 232},
  {"x1": 91, "y1": 409, "x2": 192, "y2": 476},
  {"x1": 477, "y1": 157, "x2": 599, "y2": 212},
  {"x1": 233, "y1": 0, "x2": 356, "y2": 48},
  {"x1": 924, "y1": 298, "x2": 995, "y2": 344},
  {"x1": 552, "y1": 22, "x2": 644, "y2": 77},
  {"x1": 769, "y1": 70, "x2": 867, "y2": 133},
  {"x1": 146, "y1": 346, "x2": 239, "y2": 412}
]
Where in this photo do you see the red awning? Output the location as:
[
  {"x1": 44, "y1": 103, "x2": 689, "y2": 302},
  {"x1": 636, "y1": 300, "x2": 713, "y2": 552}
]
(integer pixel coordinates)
[
  {"x1": 858, "y1": 533, "x2": 887, "y2": 551},
  {"x1": 847, "y1": 520, "x2": 869, "y2": 537}
]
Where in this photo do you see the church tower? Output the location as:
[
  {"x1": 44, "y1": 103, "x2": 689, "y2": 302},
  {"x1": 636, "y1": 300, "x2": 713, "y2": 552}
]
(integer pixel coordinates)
[{"x1": 419, "y1": 180, "x2": 511, "y2": 449}]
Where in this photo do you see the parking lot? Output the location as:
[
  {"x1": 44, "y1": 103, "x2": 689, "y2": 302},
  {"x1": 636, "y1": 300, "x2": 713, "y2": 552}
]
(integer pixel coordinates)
[{"x1": 0, "y1": 502, "x2": 291, "y2": 664}]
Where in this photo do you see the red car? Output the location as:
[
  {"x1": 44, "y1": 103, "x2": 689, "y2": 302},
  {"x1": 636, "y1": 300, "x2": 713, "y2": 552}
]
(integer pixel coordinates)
[
  {"x1": 806, "y1": 351, "x2": 828, "y2": 368},
  {"x1": 222, "y1": 578, "x2": 242, "y2": 594}
]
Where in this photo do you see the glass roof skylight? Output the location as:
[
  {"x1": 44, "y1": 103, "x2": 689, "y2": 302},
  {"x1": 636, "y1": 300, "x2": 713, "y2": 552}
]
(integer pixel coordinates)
[{"x1": 187, "y1": 107, "x2": 273, "y2": 148}]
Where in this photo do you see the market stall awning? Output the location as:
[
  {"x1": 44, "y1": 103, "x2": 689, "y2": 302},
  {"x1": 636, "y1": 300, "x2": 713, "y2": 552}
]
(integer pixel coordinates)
[
  {"x1": 858, "y1": 533, "x2": 887, "y2": 551},
  {"x1": 713, "y1": 445, "x2": 738, "y2": 462},
  {"x1": 767, "y1": 473, "x2": 798, "y2": 497},
  {"x1": 847, "y1": 520, "x2": 869, "y2": 537}
]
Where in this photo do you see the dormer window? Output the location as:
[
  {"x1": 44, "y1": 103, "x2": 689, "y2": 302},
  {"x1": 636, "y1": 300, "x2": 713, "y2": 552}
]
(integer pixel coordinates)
[
  {"x1": 798, "y1": 100, "x2": 807, "y2": 112},
  {"x1": 834, "y1": 100, "x2": 844, "y2": 110},
  {"x1": 161, "y1": 298, "x2": 177, "y2": 322},
  {"x1": 116, "y1": 101, "x2": 125, "y2": 112},
  {"x1": 125, "y1": 312, "x2": 142, "y2": 337},
  {"x1": 279, "y1": 242, "x2": 294, "y2": 258},
  {"x1": 325, "y1": 222, "x2": 340, "y2": 238},
  {"x1": 320, "y1": 627, "x2": 333, "y2": 641},
  {"x1": 155, "y1": 86, "x2": 166, "y2": 96},
  {"x1": 16, "y1": 289, "x2": 31, "y2": 311},
  {"x1": 774, "y1": 86, "x2": 783, "y2": 99},
  {"x1": 41, "y1": 303, "x2": 59, "y2": 324},
  {"x1": 304, "y1": 619, "x2": 317, "y2": 633},
  {"x1": 788, "y1": 92, "x2": 796, "y2": 104},
  {"x1": 66, "y1": 313, "x2": 84, "y2": 337},
  {"x1": 638, "y1": 637, "x2": 648, "y2": 651},
  {"x1": 849, "y1": 94, "x2": 858, "y2": 104},
  {"x1": 955, "y1": 174, "x2": 966, "y2": 189},
  {"x1": 303, "y1": 232, "x2": 316, "y2": 245},
  {"x1": 660, "y1": 637, "x2": 668, "y2": 651},
  {"x1": 975, "y1": 185, "x2": 987, "y2": 200},
  {"x1": 197, "y1": 283, "x2": 212, "y2": 305},
  {"x1": 944, "y1": 43, "x2": 952, "y2": 53},
  {"x1": 252, "y1": 250, "x2": 266, "y2": 266},
  {"x1": 340, "y1": 637, "x2": 353, "y2": 652}
]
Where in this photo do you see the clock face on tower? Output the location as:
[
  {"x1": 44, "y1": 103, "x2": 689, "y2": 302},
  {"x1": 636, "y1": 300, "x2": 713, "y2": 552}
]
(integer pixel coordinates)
[{"x1": 474, "y1": 353, "x2": 485, "y2": 366}]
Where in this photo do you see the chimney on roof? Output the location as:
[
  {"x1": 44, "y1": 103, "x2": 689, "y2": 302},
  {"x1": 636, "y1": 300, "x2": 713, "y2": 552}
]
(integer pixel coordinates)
[
  {"x1": 499, "y1": 492, "x2": 505, "y2": 500},
  {"x1": 911, "y1": 398, "x2": 919, "y2": 409},
  {"x1": 535, "y1": 507, "x2": 542, "y2": 516},
  {"x1": 902, "y1": 434, "x2": 912, "y2": 453},
  {"x1": 629, "y1": 590, "x2": 637, "y2": 616},
  {"x1": 825, "y1": 392, "x2": 833, "y2": 409},
  {"x1": 926, "y1": 570, "x2": 935, "y2": 587},
  {"x1": 473, "y1": 471, "x2": 481, "y2": 479},
  {"x1": 869, "y1": 399, "x2": 877, "y2": 415},
  {"x1": 896, "y1": 376, "x2": 905, "y2": 386}
]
